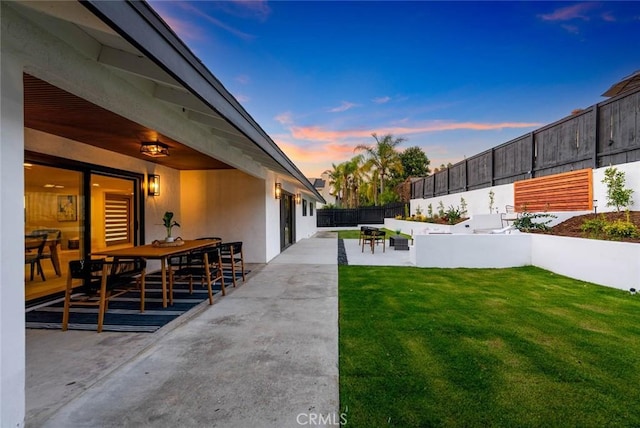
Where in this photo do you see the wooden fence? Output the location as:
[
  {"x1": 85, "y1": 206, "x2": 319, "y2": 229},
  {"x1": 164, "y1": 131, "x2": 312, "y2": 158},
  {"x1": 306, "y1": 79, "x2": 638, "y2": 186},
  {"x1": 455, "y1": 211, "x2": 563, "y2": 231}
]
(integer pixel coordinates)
[
  {"x1": 317, "y1": 203, "x2": 405, "y2": 227},
  {"x1": 412, "y1": 88, "x2": 639, "y2": 199}
]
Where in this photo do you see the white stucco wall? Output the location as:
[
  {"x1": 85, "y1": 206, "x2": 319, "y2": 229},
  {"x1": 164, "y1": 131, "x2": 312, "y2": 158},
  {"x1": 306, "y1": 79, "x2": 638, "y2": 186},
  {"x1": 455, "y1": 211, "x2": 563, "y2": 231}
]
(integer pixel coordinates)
[
  {"x1": 296, "y1": 195, "x2": 318, "y2": 241},
  {"x1": 411, "y1": 184, "x2": 514, "y2": 217},
  {"x1": 180, "y1": 169, "x2": 268, "y2": 263},
  {"x1": 1, "y1": 48, "x2": 27, "y2": 428}
]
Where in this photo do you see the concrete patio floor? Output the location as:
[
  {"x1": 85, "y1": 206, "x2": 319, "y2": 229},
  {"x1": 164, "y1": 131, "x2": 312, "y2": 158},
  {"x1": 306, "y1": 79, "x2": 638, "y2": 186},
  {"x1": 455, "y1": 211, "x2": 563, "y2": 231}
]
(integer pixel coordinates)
[
  {"x1": 26, "y1": 235, "x2": 339, "y2": 427},
  {"x1": 342, "y1": 238, "x2": 414, "y2": 266},
  {"x1": 26, "y1": 232, "x2": 415, "y2": 427}
]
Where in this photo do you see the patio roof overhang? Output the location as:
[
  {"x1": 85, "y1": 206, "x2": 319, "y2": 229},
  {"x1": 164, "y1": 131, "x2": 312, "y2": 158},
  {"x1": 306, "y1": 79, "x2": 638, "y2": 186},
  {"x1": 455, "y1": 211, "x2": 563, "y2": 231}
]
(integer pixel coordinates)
[{"x1": 17, "y1": 0, "x2": 324, "y2": 203}]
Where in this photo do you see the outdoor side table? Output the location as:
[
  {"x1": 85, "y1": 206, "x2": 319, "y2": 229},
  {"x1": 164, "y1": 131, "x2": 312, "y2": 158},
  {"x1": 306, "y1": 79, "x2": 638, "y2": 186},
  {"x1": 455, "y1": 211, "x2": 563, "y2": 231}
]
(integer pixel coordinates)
[{"x1": 393, "y1": 236, "x2": 409, "y2": 251}]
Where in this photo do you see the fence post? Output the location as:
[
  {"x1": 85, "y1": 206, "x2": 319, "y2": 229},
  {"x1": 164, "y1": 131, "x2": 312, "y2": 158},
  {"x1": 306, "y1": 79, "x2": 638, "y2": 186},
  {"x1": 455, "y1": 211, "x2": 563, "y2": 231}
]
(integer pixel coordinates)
[
  {"x1": 490, "y1": 147, "x2": 495, "y2": 186},
  {"x1": 530, "y1": 131, "x2": 536, "y2": 179}
]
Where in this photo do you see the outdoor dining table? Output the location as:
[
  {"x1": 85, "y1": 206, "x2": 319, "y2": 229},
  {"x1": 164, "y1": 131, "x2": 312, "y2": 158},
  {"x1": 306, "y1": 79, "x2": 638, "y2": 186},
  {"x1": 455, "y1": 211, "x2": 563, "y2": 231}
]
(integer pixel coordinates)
[{"x1": 92, "y1": 238, "x2": 220, "y2": 308}]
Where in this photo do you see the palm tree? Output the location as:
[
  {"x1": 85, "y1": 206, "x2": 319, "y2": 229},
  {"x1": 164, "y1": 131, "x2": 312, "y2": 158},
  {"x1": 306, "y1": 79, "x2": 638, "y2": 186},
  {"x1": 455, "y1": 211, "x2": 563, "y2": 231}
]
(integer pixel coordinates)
[
  {"x1": 355, "y1": 133, "x2": 405, "y2": 205},
  {"x1": 328, "y1": 162, "x2": 345, "y2": 207},
  {"x1": 344, "y1": 155, "x2": 364, "y2": 208}
]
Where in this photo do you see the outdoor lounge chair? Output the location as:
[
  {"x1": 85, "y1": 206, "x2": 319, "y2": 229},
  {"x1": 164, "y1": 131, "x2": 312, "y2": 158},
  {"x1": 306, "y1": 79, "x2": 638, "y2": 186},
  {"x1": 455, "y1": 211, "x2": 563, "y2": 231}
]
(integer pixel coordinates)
[
  {"x1": 500, "y1": 205, "x2": 519, "y2": 228},
  {"x1": 62, "y1": 257, "x2": 146, "y2": 333}
]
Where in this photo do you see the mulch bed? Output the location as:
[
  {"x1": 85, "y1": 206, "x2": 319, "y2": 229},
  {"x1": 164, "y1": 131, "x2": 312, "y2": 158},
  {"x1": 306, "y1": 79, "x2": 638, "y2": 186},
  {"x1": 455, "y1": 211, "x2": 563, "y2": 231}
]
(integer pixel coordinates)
[{"x1": 535, "y1": 210, "x2": 640, "y2": 243}]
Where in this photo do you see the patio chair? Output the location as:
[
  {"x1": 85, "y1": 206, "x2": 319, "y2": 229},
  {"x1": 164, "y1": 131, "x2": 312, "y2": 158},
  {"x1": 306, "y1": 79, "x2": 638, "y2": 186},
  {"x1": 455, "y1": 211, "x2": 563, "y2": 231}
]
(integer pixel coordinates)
[
  {"x1": 25, "y1": 234, "x2": 47, "y2": 281},
  {"x1": 358, "y1": 226, "x2": 378, "y2": 246},
  {"x1": 361, "y1": 228, "x2": 376, "y2": 253},
  {"x1": 168, "y1": 237, "x2": 222, "y2": 283},
  {"x1": 62, "y1": 257, "x2": 146, "y2": 333},
  {"x1": 220, "y1": 241, "x2": 245, "y2": 287},
  {"x1": 170, "y1": 244, "x2": 225, "y2": 304},
  {"x1": 373, "y1": 229, "x2": 386, "y2": 253}
]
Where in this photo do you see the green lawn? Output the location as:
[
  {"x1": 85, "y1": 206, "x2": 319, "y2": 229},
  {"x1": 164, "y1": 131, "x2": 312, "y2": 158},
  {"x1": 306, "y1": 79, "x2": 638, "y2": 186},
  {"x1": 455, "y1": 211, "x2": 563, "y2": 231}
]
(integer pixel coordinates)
[{"x1": 339, "y1": 265, "x2": 640, "y2": 427}]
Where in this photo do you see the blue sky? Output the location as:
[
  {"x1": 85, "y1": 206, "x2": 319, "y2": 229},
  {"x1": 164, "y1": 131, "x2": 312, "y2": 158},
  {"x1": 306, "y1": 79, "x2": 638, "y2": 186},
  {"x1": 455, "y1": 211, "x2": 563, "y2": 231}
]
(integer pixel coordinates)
[{"x1": 150, "y1": 1, "x2": 640, "y2": 177}]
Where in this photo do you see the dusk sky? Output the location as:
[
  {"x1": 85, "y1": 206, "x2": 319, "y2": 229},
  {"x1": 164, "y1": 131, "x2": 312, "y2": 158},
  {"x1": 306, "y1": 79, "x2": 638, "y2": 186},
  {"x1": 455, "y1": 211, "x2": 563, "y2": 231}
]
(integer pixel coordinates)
[{"x1": 150, "y1": 1, "x2": 640, "y2": 178}]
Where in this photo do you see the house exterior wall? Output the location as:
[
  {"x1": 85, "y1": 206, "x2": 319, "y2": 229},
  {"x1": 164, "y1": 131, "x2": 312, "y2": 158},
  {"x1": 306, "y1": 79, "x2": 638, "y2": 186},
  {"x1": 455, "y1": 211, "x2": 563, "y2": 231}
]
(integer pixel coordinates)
[
  {"x1": 180, "y1": 170, "x2": 269, "y2": 263},
  {"x1": 1, "y1": 47, "x2": 27, "y2": 428},
  {"x1": 296, "y1": 195, "x2": 318, "y2": 241}
]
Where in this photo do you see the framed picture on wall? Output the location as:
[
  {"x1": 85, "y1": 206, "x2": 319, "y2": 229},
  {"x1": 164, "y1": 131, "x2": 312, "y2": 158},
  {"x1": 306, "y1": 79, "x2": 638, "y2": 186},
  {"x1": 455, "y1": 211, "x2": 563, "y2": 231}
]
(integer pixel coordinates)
[{"x1": 57, "y1": 195, "x2": 77, "y2": 221}]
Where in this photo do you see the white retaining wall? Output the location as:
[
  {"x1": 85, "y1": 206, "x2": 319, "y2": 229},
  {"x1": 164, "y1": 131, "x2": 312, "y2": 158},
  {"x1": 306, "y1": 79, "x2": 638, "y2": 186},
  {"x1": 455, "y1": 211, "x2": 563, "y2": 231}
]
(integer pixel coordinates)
[
  {"x1": 531, "y1": 235, "x2": 640, "y2": 291},
  {"x1": 412, "y1": 233, "x2": 639, "y2": 291},
  {"x1": 411, "y1": 234, "x2": 532, "y2": 268},
  {"x1": 385, "y1": 215, "x2": 503, "y2": 236}
]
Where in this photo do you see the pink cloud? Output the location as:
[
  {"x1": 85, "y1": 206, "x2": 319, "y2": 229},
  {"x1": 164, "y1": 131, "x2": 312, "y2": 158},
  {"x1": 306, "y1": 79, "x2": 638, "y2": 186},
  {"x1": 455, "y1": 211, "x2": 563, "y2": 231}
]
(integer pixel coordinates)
[
  {"x1": 373, "y1": 96, "x2": 391, "y2": 104},
  {"x1": 276, "y1": 140, "x2": 356, "y2": 164},
  {"x1": 539, "y1": 3, "x2": 596, "y2": 21},
  {"x1": 275, "y1": 112, "x2": 294, "y2": 126},
  {"x1": 601, "y1": 11, "x2": 616, "y2": 22},
  {"x1": 328, "y1": 101, "x2": 358, "y2": 113},
  {"x1": 290, "y1": 121, "x2": 542, "y2": 142},
  {"x1": 161, "y1": 15, "x2": 205, "y2": 42}
]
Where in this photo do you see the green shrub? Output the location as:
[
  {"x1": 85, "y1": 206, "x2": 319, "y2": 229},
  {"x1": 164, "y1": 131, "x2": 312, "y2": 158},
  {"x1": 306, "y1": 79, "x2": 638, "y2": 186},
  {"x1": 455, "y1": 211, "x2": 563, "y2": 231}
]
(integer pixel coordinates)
[
  {"x1": 580, "y1": 216, "x2": 608, "y2": 238},
  {"x1": 513, "y1": 212, "x2": 556, "y2": 232},
  {"x1": 444, "y1": 205, "x2": 462, "y2": 225},
  {"x1": 603, "y1": 219, "x2": 639, "y2": 239},
  {"x1": 602, "y1": 167, "x2": 634, "y2": 212}
]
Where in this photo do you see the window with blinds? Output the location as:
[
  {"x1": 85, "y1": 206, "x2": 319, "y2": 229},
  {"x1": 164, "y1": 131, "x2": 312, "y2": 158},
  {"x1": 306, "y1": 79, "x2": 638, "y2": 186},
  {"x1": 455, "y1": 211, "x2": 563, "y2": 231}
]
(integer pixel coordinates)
[{"x1": 104, "y1": 194, "x2": 132, "y2": 246}]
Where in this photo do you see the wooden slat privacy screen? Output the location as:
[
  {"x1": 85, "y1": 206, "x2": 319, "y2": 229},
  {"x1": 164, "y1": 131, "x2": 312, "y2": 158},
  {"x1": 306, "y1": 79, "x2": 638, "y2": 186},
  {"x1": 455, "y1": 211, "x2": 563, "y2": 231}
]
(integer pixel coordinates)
[
  {"x1": 514, "y1": 169, "x2": 593, "y2": 212},
  {"x1": 105, "y1": 194, "x2": 132, "y2": 246}
]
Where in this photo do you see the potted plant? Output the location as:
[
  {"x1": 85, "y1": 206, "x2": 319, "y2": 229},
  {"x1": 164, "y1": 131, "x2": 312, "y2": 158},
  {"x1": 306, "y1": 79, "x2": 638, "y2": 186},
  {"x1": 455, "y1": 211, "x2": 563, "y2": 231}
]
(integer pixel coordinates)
[{"x1": 162, "y1": 211, "x2": 180, "y2": 242}]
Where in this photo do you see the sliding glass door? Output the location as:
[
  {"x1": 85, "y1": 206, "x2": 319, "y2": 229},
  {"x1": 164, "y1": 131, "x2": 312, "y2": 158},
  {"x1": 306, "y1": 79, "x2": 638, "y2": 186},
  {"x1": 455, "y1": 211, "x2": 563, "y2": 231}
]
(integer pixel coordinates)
[
  {"x1": 24, "y1": 164, "x2": 84, "y2": 300},
  {"x1": 24, "y1": 155, "x2": 143, "y2": 301}
]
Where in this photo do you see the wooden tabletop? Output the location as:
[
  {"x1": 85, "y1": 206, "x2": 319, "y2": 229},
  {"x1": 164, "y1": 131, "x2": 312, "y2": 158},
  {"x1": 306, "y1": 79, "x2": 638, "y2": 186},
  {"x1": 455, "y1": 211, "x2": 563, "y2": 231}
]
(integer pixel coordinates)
[{"x1": 92, "y1": 239, "x2": 219, "y2": 259}]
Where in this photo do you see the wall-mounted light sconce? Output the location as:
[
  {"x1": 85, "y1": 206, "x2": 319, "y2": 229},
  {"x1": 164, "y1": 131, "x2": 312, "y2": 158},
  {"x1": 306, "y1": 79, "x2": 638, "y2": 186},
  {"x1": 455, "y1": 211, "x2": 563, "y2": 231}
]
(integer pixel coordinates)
[
  {"x1": 275, "y1": 182, "x2": 282, "y2": 199},
  {"x1": 593, "y1": 199, "x2": 598, "y2": 215},
  {"x1": 295, "y1": 193, "x2": 302, "y2": 205},
  {"x1": 148, "y1": 174, "x2": 160, "y2": 196},
  {"x1": 140, "y1": 141, "x2": 169, "y2": 157}
]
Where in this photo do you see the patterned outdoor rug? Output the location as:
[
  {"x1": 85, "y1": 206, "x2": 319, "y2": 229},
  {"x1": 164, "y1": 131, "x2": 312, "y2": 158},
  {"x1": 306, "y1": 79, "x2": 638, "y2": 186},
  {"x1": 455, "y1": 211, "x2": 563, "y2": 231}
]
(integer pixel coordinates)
[{"x1": 25, "y1": 269, "x2": 248, "y2": 333}]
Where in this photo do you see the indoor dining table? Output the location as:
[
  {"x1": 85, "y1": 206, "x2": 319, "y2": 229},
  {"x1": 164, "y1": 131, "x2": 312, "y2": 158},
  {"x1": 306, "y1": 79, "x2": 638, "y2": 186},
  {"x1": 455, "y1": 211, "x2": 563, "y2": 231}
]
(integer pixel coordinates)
[{"x1": 92, "y1": 238, "x2": 220, "y2": 308}]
